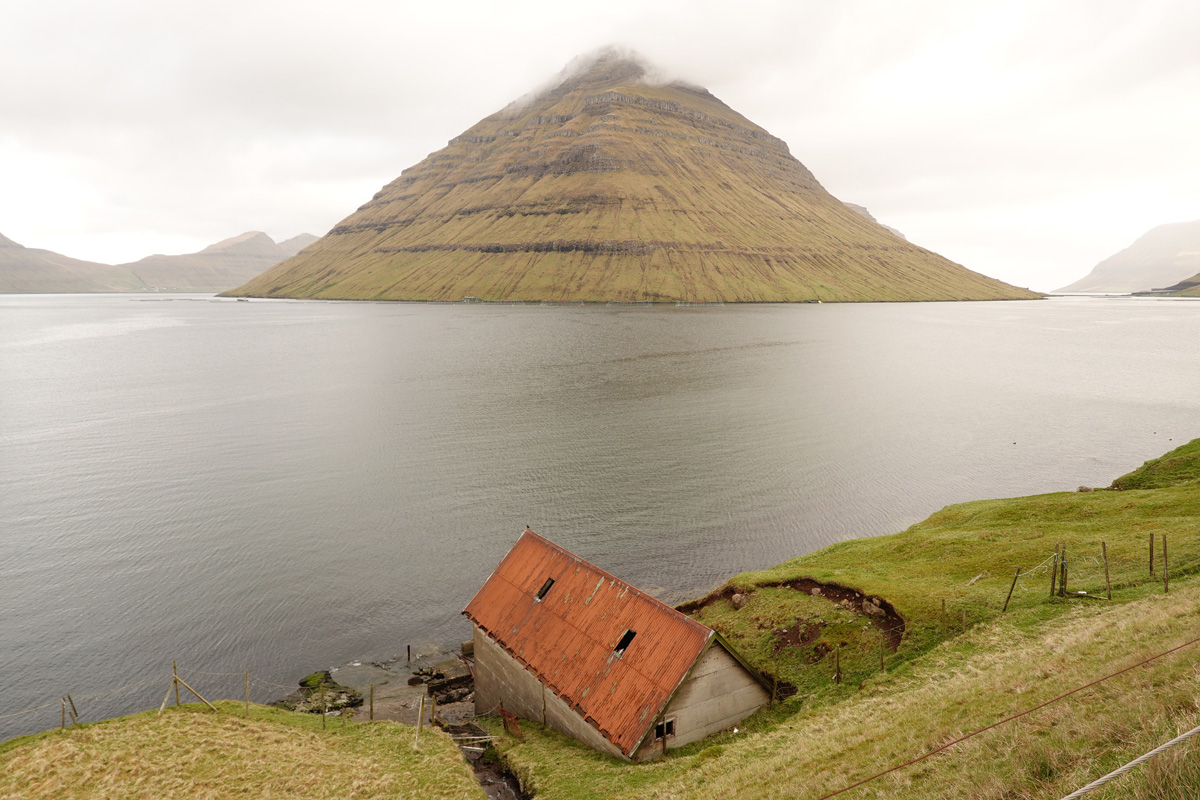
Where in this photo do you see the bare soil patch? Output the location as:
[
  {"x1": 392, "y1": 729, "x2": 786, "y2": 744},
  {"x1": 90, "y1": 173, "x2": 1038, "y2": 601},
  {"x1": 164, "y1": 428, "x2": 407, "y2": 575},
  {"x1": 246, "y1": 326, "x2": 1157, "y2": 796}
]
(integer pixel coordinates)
[{"x1": 677, "y1": 577, "x2": 906, "y2": 651}]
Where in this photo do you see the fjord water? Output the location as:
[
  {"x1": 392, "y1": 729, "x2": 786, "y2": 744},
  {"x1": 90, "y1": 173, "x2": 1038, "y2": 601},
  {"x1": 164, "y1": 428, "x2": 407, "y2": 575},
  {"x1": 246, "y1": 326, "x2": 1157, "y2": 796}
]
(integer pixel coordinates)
[{"x1": 3, "y1": 295, "x2": 1199, "y2": 739}]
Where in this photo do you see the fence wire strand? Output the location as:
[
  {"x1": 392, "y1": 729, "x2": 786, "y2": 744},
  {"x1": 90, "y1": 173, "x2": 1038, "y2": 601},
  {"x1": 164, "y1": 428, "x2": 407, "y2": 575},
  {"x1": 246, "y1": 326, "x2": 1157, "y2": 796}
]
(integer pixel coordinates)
[
  {"x1": 1059, "y1": 719, "x2": 1200, "y2": 799},
  {"x1": 811, "y1": 631, "x2": 1200, "y2": 800}
]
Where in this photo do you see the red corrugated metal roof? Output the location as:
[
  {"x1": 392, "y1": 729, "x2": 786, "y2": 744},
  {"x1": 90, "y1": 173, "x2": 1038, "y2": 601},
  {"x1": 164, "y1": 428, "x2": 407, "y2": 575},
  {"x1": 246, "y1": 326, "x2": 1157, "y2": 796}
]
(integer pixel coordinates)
[{"x1": 463, "y1": 529, "x2": 714, "y2": 756}]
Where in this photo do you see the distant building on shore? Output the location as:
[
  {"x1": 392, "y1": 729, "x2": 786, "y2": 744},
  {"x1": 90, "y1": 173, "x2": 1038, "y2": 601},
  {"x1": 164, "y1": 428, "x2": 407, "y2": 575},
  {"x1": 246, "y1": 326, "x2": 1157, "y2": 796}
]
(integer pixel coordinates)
[{"x1": 463, "y1": 528, "x2": 771, "y2": 761}]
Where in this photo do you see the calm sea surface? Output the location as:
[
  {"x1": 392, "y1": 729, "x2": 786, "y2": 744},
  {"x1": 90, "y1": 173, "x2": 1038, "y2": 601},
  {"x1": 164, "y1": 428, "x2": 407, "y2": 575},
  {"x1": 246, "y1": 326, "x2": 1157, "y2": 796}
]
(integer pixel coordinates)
[{"x1": 3, "y1": 294, "x2": 1199, "y2": 739}]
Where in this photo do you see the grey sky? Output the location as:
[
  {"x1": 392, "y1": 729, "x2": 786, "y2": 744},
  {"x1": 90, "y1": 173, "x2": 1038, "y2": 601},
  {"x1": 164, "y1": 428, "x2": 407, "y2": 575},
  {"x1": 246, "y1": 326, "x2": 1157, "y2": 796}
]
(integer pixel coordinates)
[{"x1": 3, "y1": 0, "x2": 1198, "y2": 290}]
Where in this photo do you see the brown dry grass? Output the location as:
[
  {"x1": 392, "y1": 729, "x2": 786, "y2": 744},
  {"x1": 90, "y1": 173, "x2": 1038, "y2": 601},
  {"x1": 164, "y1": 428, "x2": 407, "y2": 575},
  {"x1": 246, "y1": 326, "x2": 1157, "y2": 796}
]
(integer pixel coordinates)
[{"x1": 0, "y1": 702, "x2": 484, "y2": 800}]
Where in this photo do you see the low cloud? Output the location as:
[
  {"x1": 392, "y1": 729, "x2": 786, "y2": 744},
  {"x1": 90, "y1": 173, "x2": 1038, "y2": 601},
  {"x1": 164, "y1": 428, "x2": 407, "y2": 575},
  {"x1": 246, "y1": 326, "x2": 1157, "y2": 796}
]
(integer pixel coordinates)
[{"x1": 2, "y1": 0, "x2": 1198, "y2": 290}]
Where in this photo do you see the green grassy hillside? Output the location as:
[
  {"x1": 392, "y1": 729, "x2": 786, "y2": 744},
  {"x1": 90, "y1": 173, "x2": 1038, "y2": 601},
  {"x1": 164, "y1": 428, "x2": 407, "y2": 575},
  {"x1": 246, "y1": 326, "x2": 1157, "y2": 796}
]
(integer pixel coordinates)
[
  {"x1": 1168, "y1": 273, "x2": 1200, "y2": 296},
  {"x1": 488, "y1": 439, "x2": 1200, "y2": 799},
  {"x1": 227, "y1": 51, "x2": 1039, "y2": 303}
]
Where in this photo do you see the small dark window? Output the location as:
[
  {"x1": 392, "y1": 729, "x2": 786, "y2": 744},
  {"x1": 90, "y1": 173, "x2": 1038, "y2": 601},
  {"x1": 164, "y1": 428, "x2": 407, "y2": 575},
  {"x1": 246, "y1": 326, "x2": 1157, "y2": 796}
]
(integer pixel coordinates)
[
  {"x1": 654, "y1": 719, "x2": 675, "y2": 740},
  {"x1": 614, "y1": 629, "x2": 637, "y2": 656},
  {"x1": 535, "y1": 578, "x2": 555, "y2": 601}
]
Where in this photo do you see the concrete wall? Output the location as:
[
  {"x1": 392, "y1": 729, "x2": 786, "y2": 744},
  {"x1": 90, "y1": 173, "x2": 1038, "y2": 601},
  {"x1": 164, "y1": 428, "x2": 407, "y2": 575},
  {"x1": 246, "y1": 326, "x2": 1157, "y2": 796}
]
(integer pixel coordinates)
[
  {"x1": 472, "y1": 627, "x2": 625, "y2": 760},
  {"x1": 634, "y1": 644, "x2": 769, "y2": 760}
]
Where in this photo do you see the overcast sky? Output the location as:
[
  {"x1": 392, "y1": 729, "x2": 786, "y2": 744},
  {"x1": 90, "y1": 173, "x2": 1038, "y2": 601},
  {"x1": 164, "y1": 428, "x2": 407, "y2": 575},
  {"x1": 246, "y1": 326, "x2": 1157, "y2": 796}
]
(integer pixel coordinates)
[{"x1": 3, "y1": 0, "x2": 1198, "y2": 290}]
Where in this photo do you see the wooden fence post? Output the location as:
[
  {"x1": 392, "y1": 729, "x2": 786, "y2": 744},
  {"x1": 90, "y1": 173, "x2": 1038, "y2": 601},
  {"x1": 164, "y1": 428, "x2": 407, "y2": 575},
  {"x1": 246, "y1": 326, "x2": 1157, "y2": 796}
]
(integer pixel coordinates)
[
  {"x1": 1050, "y1": 546, "x2": 1059, "y2": 597},
  {"x1": 1003, "y1": 567, "x2": 1020, "y2": 612},
  {"x1": 61, "y1": 697, "x2": 65, "y2": 730},
  {"x1": 1150, "y1": 534, "x2": 1155, "y2": 576},
  {"x1": 833, "y1": 647, "x2": 841, "y2": 684},
  {"x1": 320, "y1": 682, "x2": 327, "y2": 730},
  {"x1": 158, "y1": 677, "x2": 176, "y2": 716},
  {"x1": 173, "y1": 661, "x2": 180, "y2": 707},
  {"x1": 1163, "y1": 534, "x2": 1169, "y2": 594},
  {"x1": 245, "y1": 670, "x2": 250, "y2": 717},
  {"x1": 66, "y1": 694, "x2": 79, "y2": 726},
  {"x1": 370, "y1": 684, "x2": 375, "y2": 721},
  {"x1": 415, "y1": 693, "x2": 425, "y2": 747},
  {"x1": 1102, "y1": 542, "x2": 1111, "y2": 600},
  {"x1": 1060, "y1": 545, "x2": 1068, "y2": 597},
  {"x1": 173, "y1": 674, "x2": 218, "y2": 711}
]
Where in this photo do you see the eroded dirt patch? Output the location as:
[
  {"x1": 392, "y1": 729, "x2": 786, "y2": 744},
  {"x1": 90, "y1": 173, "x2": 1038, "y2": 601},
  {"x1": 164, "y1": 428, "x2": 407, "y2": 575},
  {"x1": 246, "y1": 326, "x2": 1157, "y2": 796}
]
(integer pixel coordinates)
[
  {"x1": 771, "y1": 619, "x2": 828, "y2": 660},
  {"x1": 678, "y1": 577, "x2": 906, "y2": 651}
]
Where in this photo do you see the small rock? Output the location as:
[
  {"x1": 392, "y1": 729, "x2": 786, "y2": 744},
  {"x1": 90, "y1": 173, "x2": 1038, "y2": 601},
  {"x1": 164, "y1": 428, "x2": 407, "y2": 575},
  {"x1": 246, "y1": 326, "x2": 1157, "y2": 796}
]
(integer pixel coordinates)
[
  {"x1": 862, "y1": 599, "x2": 886, "y2": 618},
  {"x1": 810, "y1": 587, "x2": 822, "y2": 596},
  {"x1": 731, "y1": 593, "x2": 748, "y2": 610}
]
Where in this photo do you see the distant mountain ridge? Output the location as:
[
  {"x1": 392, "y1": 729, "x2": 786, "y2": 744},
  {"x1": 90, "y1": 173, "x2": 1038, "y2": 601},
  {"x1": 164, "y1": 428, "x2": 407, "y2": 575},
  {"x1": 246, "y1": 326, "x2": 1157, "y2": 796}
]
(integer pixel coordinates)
[
  {"x1": 0, "y1": 231, "x2": 318, "y2": 293},
  {"x1": 1056, "y1": 220, "x2": 1200, "y2": 293},
  {"x1": 844, "y1": 204, "x2": 906, "y2": 240},
  {"x1": 228, "y1": 48, "x2": 1037, "y2": 302}
]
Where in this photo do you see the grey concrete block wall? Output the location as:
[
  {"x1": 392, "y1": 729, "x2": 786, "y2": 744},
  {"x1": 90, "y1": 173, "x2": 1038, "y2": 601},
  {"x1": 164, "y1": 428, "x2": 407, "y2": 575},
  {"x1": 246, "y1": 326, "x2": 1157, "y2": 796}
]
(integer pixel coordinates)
[
  {"x1": 634, "y1": 645, "x2": 769, "y2": 759},
  {"x1": 473, "y1": 628, "x2": 625, "y2": 759}
]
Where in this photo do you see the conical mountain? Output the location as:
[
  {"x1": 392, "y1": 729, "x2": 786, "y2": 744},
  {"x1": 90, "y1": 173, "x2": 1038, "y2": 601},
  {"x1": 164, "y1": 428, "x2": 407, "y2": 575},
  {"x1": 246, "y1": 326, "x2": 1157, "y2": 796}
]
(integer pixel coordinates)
[{"x1": 228, "y1": 50, "x2": 1038, "y2": 302}]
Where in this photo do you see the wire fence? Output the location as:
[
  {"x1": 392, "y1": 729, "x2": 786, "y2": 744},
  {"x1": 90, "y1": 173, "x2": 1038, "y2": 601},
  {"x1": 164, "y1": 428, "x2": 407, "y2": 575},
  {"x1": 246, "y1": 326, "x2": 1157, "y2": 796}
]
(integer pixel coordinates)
[
  {"x1": 812, "y1": 631, "x2": 1200, "y2": 800},
  {"x1": 0, "y1": 662, "x2": 326, "y2": 742}
]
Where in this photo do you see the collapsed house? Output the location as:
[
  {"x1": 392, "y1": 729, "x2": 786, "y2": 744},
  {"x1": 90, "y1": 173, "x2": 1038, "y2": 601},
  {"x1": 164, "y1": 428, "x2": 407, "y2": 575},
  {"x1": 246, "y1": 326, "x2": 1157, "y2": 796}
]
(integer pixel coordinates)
[{"x1": 463, "y1": 528, "x2": 771, "y2": 760}]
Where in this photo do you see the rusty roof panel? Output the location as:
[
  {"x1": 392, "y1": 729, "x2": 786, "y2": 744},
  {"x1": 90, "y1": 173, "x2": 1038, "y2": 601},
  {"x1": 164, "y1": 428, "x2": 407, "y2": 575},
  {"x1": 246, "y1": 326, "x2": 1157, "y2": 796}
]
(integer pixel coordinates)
[{"x1": 463, "y1": 529, "x2": 713, "y2": 755}]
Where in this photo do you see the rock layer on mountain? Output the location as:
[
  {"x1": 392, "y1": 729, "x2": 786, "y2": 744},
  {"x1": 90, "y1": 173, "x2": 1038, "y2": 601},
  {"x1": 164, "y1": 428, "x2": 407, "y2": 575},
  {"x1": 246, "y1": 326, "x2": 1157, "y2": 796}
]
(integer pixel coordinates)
[
  {"x1": 1, "y1": 231, "x2": 318, "y2": 293},
  {"x1": 228, "y1": 50, "x2": 1037, "y2": 303},
  {"x1": 1056, "y1": 220, "x2": 1200, "y2": 293}
]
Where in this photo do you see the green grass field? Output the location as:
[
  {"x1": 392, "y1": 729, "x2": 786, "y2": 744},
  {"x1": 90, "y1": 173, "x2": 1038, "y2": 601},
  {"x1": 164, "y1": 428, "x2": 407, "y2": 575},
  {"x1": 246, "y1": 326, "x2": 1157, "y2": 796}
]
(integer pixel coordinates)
[{"x1": 487, "y1": 438, "x2": 1200, "y2": 799}]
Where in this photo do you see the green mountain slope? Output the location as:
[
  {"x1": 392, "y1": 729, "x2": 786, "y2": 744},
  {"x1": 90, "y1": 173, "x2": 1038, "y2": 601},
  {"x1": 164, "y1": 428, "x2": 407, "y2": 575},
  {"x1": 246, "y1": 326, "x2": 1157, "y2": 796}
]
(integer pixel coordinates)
[{"x1": 228, "y1": 50, "x2": 1038, "y2": 303}]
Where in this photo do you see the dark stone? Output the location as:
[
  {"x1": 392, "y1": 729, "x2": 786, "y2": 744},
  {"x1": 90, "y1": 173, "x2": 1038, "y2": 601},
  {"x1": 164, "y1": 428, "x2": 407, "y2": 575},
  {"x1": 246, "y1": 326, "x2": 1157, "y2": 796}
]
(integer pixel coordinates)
[{"x1": 272, "y1": 670, "x2": 363, "y2": 714}]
